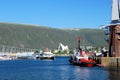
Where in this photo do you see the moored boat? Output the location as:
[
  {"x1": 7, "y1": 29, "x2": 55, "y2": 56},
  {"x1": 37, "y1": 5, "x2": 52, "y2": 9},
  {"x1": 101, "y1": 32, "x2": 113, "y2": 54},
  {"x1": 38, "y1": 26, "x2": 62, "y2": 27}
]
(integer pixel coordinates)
[
  {"x1": 35, "y1": 48, "x2": 55, "y2": 60},
  {"x1": 69, "y1": 56, "x2": 96, "y2": 67},
  {"x1": 0, "y1": 55, "x2": 11, "y2": 60},
  {"x1": 39, "y1": 51, "x2": 55, "y2": 60},
  {"x1": 69, "y1": 36, "x2": 96, "y2": 67}
]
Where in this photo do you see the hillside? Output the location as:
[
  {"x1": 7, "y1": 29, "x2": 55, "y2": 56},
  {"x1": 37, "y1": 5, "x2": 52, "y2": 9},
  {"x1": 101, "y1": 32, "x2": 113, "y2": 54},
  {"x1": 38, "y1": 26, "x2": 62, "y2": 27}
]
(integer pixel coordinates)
[{"x1": 0, "y1": 23, "x2": 107, "y2": 49}]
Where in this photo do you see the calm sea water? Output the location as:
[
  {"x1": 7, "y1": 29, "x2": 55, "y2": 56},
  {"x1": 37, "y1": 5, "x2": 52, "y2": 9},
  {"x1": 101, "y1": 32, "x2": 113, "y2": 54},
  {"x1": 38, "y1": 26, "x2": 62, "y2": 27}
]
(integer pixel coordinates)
[{"x1": 0, "y1": 56, "x2": 119, "y2": 80}]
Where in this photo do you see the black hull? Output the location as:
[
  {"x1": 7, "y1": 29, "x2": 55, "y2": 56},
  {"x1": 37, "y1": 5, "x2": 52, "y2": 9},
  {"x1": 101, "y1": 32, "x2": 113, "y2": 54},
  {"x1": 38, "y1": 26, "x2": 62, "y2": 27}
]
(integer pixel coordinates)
[{"x1": 36, "y1": 56, "x2": 55, "y2": 60}]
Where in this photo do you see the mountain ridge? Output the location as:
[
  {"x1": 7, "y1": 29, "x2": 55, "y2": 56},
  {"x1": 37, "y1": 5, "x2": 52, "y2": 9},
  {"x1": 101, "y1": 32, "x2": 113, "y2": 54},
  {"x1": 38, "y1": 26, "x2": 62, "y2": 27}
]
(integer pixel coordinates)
[{"x1": 0, "y1": 22, "x2": 107, "y2": 49}]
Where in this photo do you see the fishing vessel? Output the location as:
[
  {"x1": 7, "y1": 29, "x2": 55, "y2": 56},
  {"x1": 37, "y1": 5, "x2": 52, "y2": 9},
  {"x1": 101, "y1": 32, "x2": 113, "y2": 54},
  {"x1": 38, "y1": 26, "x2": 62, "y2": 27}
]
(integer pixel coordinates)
[{"x1": 69, "y1": 36, "x2": 96, "y2": 67}]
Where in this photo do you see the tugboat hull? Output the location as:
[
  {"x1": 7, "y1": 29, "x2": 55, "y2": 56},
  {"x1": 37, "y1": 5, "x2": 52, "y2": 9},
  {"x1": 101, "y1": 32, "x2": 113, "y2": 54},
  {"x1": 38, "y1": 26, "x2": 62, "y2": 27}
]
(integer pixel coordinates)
[{"x1": 69, "y1": 58, "x2": 96, "y2": 67}]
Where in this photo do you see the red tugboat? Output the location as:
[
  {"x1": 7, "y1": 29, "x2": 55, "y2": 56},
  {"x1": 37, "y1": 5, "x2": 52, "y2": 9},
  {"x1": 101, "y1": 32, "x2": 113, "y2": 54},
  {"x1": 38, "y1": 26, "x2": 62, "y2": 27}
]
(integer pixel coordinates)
[{"x1": 69, "y1": 36, "x2": 96, "y2": 67}]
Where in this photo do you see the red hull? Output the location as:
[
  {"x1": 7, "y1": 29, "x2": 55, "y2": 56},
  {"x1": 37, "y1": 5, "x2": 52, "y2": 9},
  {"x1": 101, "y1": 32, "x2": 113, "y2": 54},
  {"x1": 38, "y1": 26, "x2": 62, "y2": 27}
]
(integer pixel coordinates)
[{"x1": 69, "y1": 58, "x2": 96, "y2": 67}]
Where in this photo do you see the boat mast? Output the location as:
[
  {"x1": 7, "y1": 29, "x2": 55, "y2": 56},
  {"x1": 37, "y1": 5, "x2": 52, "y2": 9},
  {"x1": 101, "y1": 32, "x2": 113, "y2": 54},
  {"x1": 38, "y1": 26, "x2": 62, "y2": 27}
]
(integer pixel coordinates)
[{"x1": 77, "y1": 36, "x2": 81, "y2": 51}]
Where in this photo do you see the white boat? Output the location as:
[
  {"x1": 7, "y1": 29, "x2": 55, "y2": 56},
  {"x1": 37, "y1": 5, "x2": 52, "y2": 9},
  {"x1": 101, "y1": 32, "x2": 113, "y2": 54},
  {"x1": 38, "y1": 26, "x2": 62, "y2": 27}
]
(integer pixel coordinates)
[
  {"x1": 35, "y1": 48, "x2": 55, "y2": 60},
  {"x1": 39, "y1": 51, "x2": 55, "y2": 60},
  {"x1": 0, "y1": 55, "x2": 11, "y2": 60}
]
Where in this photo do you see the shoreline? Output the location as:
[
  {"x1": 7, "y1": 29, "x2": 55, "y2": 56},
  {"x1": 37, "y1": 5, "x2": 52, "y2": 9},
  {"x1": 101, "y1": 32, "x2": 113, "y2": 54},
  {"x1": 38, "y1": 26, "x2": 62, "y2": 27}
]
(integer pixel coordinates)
[{"x1": 55, "y1": 54, "x2": 70, "y2": 56}]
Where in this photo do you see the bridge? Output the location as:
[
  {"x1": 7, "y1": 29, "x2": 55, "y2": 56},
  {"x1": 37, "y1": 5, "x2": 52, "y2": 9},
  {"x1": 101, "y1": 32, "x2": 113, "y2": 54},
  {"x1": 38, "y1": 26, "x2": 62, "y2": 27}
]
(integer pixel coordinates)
[{"x1": 0, "y1": 45, "x2": 40, "y2": 59}]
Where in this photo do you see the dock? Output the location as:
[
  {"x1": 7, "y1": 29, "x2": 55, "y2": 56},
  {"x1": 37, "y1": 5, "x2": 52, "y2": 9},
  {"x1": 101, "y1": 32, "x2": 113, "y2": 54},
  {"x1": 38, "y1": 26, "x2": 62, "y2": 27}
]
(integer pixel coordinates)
[
  {"x1": 100, "y1": 0, "x2": 120, "y2": 68},
  {"x1": 101, "y1": 57, "x2": 120, "y2": 67},
  {"x1": 93, "y1": 57, "x2": 120, "y2": 68}
]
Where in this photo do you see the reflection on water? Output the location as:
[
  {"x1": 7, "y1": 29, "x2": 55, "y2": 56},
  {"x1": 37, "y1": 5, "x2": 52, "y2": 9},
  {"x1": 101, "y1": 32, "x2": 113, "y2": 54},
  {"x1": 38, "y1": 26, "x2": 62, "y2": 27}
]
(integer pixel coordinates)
[
  {"x1": 73, "y1": 67, "x2": 110, "y2": 80},
  {"x1": 108, "y1": 68, "x2": 120, "y2": 80},
  {"x1": 0, "y1": 56, "x2": 119, "y2": 80}
]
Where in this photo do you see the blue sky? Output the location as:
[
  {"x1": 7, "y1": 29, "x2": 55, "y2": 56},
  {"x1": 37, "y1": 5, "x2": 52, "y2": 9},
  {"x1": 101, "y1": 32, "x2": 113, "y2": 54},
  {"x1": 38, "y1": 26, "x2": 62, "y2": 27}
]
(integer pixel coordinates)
[{"x1": 0, "y1": 0, "x2": 112, "y2": 29}]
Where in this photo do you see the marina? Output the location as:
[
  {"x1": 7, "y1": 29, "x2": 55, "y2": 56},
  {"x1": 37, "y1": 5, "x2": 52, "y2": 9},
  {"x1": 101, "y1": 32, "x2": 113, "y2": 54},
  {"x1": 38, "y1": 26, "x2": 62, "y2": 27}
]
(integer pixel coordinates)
[{"x1": 0, "y1": 0, "x2": 120, "y2": 80}]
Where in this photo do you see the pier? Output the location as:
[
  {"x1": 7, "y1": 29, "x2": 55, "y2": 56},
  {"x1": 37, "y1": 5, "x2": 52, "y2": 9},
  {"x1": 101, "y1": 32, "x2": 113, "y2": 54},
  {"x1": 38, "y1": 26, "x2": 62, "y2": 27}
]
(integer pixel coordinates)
[
  {"x1": 101, "y1": 57, "x2": 120, "y2": 67},
  {"x1": 100, "y1": 0, "x2": 120, "y2": 67},
  {"x1": 94, "y1": 57, "x2": 120, "y2": 67}
]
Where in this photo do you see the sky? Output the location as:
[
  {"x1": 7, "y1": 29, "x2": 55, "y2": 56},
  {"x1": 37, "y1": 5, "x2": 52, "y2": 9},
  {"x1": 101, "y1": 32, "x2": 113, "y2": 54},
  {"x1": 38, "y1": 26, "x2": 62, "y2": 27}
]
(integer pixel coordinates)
[{"x1": 0, "y1": 0, "x2": 113, "y2": 29}]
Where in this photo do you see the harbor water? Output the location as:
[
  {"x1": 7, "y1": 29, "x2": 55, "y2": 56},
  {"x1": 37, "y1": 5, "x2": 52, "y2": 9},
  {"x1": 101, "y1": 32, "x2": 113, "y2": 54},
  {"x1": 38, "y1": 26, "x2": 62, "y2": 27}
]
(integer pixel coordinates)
[{"x1": 0, "y1": 56, "x2": 119, "y2": 80}]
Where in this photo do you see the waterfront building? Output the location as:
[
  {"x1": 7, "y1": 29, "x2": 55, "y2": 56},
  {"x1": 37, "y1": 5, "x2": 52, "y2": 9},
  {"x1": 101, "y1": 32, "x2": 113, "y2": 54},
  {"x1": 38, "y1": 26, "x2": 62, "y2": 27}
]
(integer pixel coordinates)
[{"x1": 101, "y1": 0, "x2": 120, "y2": 57}]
